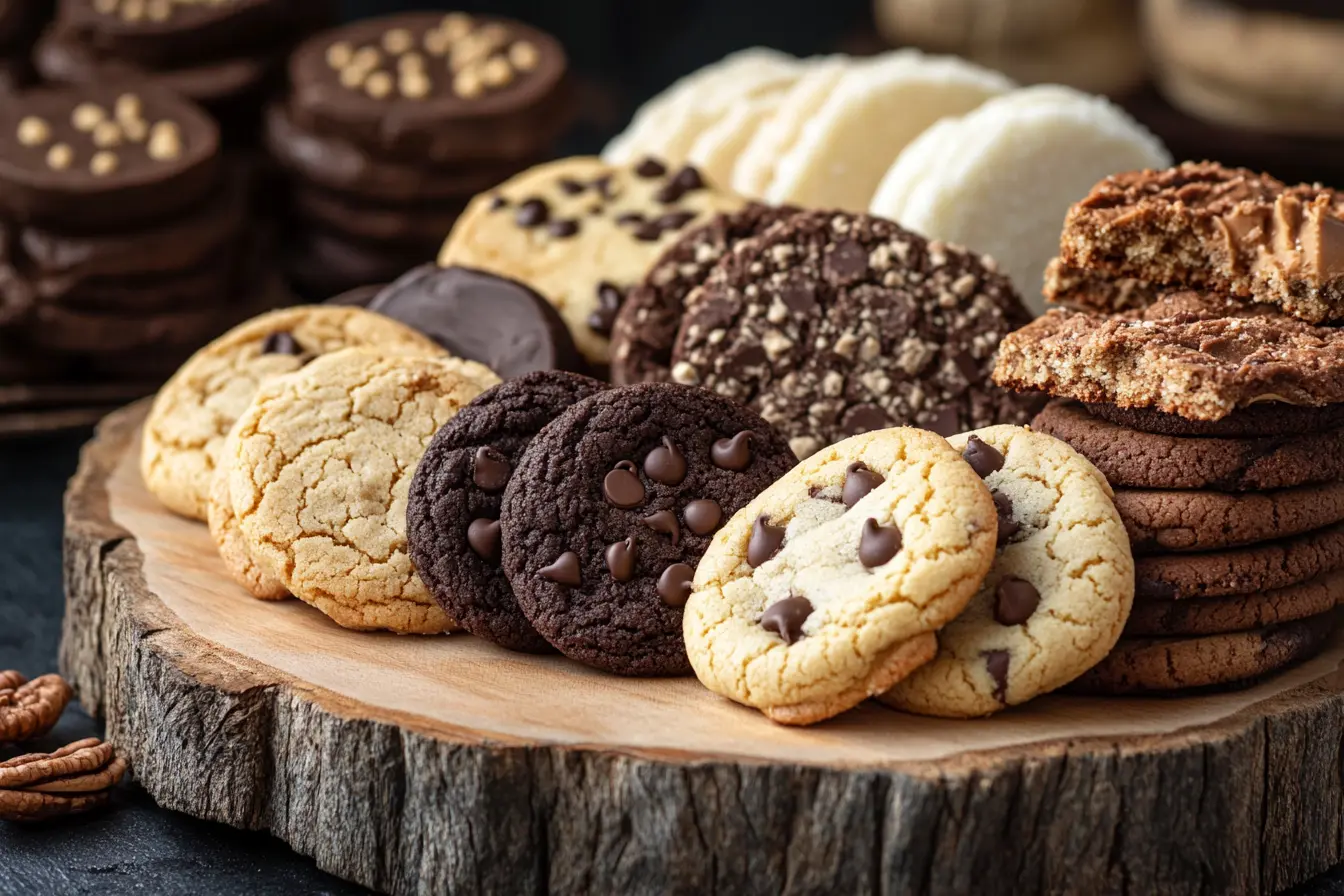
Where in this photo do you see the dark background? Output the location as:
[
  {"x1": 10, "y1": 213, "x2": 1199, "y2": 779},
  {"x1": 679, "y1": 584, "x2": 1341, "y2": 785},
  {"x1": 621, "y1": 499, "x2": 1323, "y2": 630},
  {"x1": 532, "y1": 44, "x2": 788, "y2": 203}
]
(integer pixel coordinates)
[{"x1": 4, "y1": 1, "x2": 1344, "y2": 894}]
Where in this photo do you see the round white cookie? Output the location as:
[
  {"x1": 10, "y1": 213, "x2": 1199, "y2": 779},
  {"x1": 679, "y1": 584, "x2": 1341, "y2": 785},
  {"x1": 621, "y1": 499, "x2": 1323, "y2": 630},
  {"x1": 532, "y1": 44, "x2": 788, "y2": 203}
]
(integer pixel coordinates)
[
  {"x1": 869, "y1": 85, "x2": 1170, "y2": 313},
  {"x1": 683, "y1": 428, "x2": 998, "y2": 726},
  {"x1": 439, "y1": 156, "x2": 743, "y2": 365},
  {"x1": 730, "y1": 57, "x2": 848, "y2": 198},
  {"x1": 881, "y1": 425, "x2": 1135, "y2": 718},
  {"x1": 140, "y1": 306, "x2": 447, "y2": 521}
]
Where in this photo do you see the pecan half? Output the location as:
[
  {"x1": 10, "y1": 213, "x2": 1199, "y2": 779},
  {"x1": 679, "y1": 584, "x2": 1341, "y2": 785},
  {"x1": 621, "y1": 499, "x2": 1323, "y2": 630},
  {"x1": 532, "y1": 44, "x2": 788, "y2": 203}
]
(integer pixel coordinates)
[
  {"x1": 1, "y1": 738, "x2": 128, "y2": 822},
  {"x1": 0, "y1": 673, "x2": 72, "y2": 744}
]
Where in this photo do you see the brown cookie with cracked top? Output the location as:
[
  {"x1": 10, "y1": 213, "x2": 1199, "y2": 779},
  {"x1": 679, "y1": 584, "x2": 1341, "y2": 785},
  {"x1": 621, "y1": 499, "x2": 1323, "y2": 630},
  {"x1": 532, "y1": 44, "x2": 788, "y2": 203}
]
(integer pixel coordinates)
[
  {"x1": 1135, "y1": 521, "x2": 1344, "y2": 600},
  {"x1": 501, "y1": 382, "x2": 797, "y2": 676},
  {"x1": 1068, "y1": 611, "x2": 1337, "y2": 694},
  {"x1": 1125, "y1": 569, "x2": 1344, "y2": 636},
  {"x1": 1033, "y1": 400, "x2": 1344, "y2": 491},
  {"x1": 407, "y1": 371, "x2": 609, "y2": 653},
  {"x1": 1085, "y1": 400, "x2": 1344, "y2": 438},
  {"x1": 609, "y1": 203, "x2": 800, "y2": 386},
  {"x1": 1115, "y1": 480, "x2": 1344, "y2": 553},
  {"x1": 670, "y1": 210, "x2": 1037, "y2": 460}
]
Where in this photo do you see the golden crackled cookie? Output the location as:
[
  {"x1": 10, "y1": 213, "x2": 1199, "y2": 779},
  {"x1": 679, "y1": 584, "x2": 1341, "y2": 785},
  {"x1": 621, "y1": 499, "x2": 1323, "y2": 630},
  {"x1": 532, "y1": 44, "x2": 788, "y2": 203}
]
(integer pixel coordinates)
[
  {"x1": 141, "y1": 306, "x2": 446, "y2": 521},
  {"x1": 207, "y1": 412, "x2": 289, "y2": 602},
  {"x1": 880, "y1": 425, "x2": 1134, "y2": 718},
  {"x1": 228, "y1": 348, "x2": 499, "y2": 634},
  {"x1": 682, "y1": 428, "x2": 997, "y2": 725}
]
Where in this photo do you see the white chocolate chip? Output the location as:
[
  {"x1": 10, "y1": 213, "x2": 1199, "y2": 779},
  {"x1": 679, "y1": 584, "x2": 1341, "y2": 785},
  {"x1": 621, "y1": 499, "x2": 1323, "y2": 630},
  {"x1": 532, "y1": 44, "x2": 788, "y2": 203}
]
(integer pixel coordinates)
[
  {"x1": 71, "y1": 103, "x2": 105, "y2": 132},
  {"x1": 440, "y1": 13, "x2": 473, "y2": 40},
  {"x1": 350, "y1": 46, "x2": 381, "y2": 70},
  {"x1": 325, "y1": 41, "x2": 353, "y2": 69},
  {"x1": 147, "y1": 121, "x2": 182, "y2": 160},
  {"x1": 89, "y1": 150, "x2": 119, "y2": 176},
  {"x1": 46, "y1": 143, "x2": 73, "y2": 170},
  {"x1": 114, "y1": 93, "x2": 142, "y2": 124},
  {"x1": 508, "y1": 41, "x2": 539, "y2": 71},
  {"x1": 453, "y1": 68, "x2": 483, "y2": 99},
  {"x1": 16, "y1": 116, "x2": 50, "y2": 147},
  {"x1": 121, "y1": 0, "x2": 145, "y2": 21},
  {"x1": 397, "y1": 51, "x2": 425, "y2": 73},
  {"x1": 147, "y1": 0, "x2": 171, "y2": 21},
  {"x1": 423, "y1": 29, "x2": 451, "y2": 56},
  {"x1": 381, "y1": 28, "x2": 413, "y2": 54},
  {"x1": 338, "y1": 65, "x2": 367, "y2": 89},
  {"x1": 671, "y1": 361, "x2": 699, "y2": 385},
  {"x1": 399, "y1": 72, "x2": 431, "y2": 99},
  {"x1": 92, "y1": 120, "x2": 122, "y2": 148},
  {"x1": 480, "y1": 56, "x2": 512, "y2": 87},
  {"x1": 364, "y1": 71, "x2": 394, "y2": 99},
  {"x1": 121, "y1": 117, "x2": 148, "y2": 143}
]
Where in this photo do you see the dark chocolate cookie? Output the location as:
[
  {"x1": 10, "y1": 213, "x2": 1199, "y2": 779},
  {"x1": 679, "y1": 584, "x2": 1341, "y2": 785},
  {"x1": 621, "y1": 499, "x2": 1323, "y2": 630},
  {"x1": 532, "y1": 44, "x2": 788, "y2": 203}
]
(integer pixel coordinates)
[
  {"x1": 0, "y1": 83, "x2": 220, "y2": 229},
  {"x1": 408, "y1": 371, "x2": 608, "y2": 653},
  {"x1": 669, "y1": 210, "x2": 1037, "y2": 459},
  {"x1": 501, "y1": 382, "x2": 797, "y2": 676},
  {"x1": 1115, "y1": 480, "x2": 1344, "y2": 554},
  {"x1": 287, "y1": 12, "x2": 572, "y2": 164},
  {"x1": 1135, "y1": 522, "x2": 1344, "y2": 600},
  {"x1": 1068, "y1": 612, "x2": 1336, "y2": 695},
  {"x1": 1125, "y1": 569, "x2": 1344, "y2": 637},
  {"x1": 285, "y1": 228, "x2": 428, "y2": 301},
  {"x1": 1035, "y1": 400, "x2": 1344, "y2": 491},
  {"x1": 1085, "y1": 401, "x2": 1344, "y2": 438},
  {"x1": 292, "y1": 184, "x2": 465, "y2": 249},
  {"x1": 367, "y1": 265, "x2": 585, "y2": 378},
  {"x1": 609, "y1": 203, "x2": 800, "y2": 386}
]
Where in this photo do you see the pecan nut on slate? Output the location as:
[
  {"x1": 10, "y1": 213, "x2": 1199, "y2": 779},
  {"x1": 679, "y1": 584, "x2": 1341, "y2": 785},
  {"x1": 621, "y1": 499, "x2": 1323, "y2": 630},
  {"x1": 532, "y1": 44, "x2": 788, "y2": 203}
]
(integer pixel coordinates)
[
  {"x1": 1, "y1": 738, "x2": 128, "y2": 822},
  {"x1": 0, "y1": 672, "x2": 71, "y2": 744}
]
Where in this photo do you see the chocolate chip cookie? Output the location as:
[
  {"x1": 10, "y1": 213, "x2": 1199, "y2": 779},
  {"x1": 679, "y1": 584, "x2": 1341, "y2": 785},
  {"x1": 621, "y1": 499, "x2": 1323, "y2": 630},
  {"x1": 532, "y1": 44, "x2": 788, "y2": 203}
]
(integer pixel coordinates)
[
  {"x1": 670, "y1": 210, "x2": 1037, "y2": 460},
  {"x1": 609, "y1": 202, "x2": 799, "y2": 385},
  {"x1": 881, "y1": 426, "x2": 1134, "y2": 718},
  {"x1": 501, "y1": 382, "x2": 796, "y2": 676},
  {"x1": 1125, "y1": 569, "x2": 1344, "y2": 637},
  {"x1": 408, "y1": 371, "x2": 608, "y2": 652},
  {"x1": 684, "y1": 427, "x2": 998, "y2": 725},
  {"x1": 1034, "y1": 400, "x2": 1344, "y2": 491},
  {"x1": 1135, "y1": 522, "x2": 1344, "y2": 600}
]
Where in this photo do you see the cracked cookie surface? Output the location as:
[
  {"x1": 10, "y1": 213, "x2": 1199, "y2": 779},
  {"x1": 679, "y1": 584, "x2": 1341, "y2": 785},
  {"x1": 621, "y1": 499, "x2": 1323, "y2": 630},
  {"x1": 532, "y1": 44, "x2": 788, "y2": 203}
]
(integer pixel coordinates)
[
  {"x1": 683, "y1": 428, "x2": 997, "y2": 725},
  {"x1": 141, "y1": 306, "x2": 445, "y2": 521},
  {"x1": 208, "y1": 411, "x2": 288, "y2": 601},
  {"x1": 228, "y1": 348, "x2": 498, "y2": 633},
  {"x1": 880, "y1": 426, "x2": 1134, "y2": 717}
]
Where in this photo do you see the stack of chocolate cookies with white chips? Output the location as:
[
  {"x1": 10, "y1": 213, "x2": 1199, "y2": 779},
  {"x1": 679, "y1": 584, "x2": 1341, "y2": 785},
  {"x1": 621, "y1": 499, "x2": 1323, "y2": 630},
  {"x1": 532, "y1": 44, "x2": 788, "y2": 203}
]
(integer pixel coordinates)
[
  {"x1": 0, "y1": 85, "x2": 283, "y2": 399},
  {"x1": 994, "y1": 161, "x2": 1344, "y2": 695},
  {"x1": 0, "y1": 0, "x2": 52, "y2": 93},
  {"x1": 33, "y1": 0, "x2": 332, "y2": 142},
  {"x1": 407, "y1": 375, "x2": 796, "y2": 675},
  {"x1": 266, "y1": 12, "x2": 573, "y2": 298}
]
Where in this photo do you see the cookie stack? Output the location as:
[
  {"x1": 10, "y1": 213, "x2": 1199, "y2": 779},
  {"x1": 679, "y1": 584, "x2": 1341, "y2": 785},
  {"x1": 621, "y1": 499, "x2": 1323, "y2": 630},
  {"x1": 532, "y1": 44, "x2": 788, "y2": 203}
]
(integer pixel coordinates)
[
  {"x1": 0, "y1": 84, "x2": 282, "y2": 391},
  {"x1": 267, "y1": 12, "x2": 574, "y2": 299},
  {"x1": 33, "y1": 0, "x2": 331, "y2": 141},
  {"x1": 0, "y1": 0, "x2": 52, "y2": 93},
  {"x1": 994, "y1": 162, "x2": 1344, "y2": 695}
]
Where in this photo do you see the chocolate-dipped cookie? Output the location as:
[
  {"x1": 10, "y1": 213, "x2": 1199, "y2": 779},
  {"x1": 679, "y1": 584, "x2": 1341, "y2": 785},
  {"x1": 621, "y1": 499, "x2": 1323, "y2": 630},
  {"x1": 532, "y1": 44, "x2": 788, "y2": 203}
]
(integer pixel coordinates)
[
  {"x1": 58, "y1": 0, "x2": 300, "y2": 67},
  {"x1": 501, "y1": 382, "x2": 797, "y2": 676},
  {"x1": 407, "y1": 371, "x2": 609, "y2": 652}
]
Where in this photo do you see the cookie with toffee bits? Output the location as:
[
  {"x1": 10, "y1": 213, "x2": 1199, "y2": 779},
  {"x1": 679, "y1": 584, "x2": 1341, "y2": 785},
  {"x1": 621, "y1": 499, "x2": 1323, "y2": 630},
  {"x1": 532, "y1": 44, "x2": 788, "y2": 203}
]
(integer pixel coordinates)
[
  {"x1": 669, "y1": 210, "x2": 1036, "y2": 460},
  {"x1": 683, "y1": 428, "x2": 997, "y2": 725},
  {"x1": 440, "y1": 156, "x2": 745, "y2": 365}
]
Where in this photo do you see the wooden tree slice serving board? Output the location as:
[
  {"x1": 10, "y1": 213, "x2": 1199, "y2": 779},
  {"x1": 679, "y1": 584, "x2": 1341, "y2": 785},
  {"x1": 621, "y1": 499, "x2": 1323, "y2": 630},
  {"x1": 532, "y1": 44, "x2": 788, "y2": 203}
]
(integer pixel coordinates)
[{"x1": 60, "y1": 402, "x2": 1344, "y2": 896}]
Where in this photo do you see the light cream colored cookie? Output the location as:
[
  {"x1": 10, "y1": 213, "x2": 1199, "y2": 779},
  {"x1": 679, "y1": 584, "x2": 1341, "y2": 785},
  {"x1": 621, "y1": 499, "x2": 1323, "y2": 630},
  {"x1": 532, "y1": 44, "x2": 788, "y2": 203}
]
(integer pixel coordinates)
[
  {"x1": 730, "y1": 57, "x2": 848, "y2": 198},
  {"x1": 880, "y1": 426, "x2": 1134, "y2": 718},
  {"x1": 684, "y1": 428, "x2": 998, "y2": 725},
  {"x1": 762, "y1": 51, "x2": 1011, "y2": 210},
  {"x1": 687, "y1": 91, "x2": 791, "y2": 187},
  {"x1": 228, "y1": 348, "x2": 499, "y2": 634},
  {"x1": 140, "y1": 306, "x2": 445, "y2": 521},
  {"x1": 439, "y1": 156, "x2": 743, "y2": 365},
  {"x1": 870, "y1": 85, "x2": 1169, "y2": 313},
  {"x1": 207, "y1": 417, "x2": 288, "y2": 602}
]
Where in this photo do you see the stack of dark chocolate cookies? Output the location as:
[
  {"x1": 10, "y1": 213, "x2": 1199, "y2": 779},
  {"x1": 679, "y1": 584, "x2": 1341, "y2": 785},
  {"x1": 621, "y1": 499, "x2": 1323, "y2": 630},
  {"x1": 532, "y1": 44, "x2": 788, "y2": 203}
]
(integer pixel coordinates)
[
  {"x1": 0, "y1": 0, "x2": 52, "y2": 93},
  {"x1": 0, "y1": 84, "x2": 283, "y2": 395},
  {"x1": 994, "y1": 161, "x2": 1344, "y2": 695},
  {"x1": 265, "y1": 11, "x2": 573, "y2": 299},
  {"x1": 33, "y1": 0, "x2": 331, "y2": 142}
]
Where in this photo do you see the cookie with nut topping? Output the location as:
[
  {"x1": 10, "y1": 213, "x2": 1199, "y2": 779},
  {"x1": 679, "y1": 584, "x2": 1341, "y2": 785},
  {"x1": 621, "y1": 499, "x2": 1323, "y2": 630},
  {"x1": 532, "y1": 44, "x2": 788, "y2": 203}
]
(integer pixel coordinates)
[
  {"x1": 683, "y1": 427, "x2": 998, "y2": 725},
  {"x1": 879, "y1": 426, "x2": 1134, "y2": 718},
  {"x1": 441, "y1": 156, "x2": 745, "y2": 365},
  {"x1": 501, "y1": 382, "x2": 796, "y2": 676},
  {"x1": 670, "y1": 210, "x2": 1037, "y2": 460},
  {"x1": 0, "y1": 84, "x2": 219, "y2": 229}
]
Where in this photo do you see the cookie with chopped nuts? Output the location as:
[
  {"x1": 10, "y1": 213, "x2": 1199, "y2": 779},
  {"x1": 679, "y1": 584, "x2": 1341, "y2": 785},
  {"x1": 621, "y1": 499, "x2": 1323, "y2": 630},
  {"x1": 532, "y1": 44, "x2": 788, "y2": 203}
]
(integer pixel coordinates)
[
  {"x1": 609, "y1": 202, "x2": 801, "y2": 385},
  {"x1": 440, "y1": 156, "x2": 745, "y2": 365},
  {"x1": 0, "y1": 83, "x2": 220, "y2": 229},
  {"x1": 287, "y1": 12, "x2": 572, "y2": 165},
  {"x1": 670, "y1": 210, "x2": 1037, "y2": 459}
]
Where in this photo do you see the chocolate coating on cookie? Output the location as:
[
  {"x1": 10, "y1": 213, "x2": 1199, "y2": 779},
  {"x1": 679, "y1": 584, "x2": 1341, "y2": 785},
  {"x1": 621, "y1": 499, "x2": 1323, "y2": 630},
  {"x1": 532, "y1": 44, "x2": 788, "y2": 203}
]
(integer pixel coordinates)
[
  {"x1": 669, "y1": 211, "x2": 1036, "y2": 459},
  {"x1": 367, "y1": 264, "x2": 585, "y2": 378},
  {"x1": 60, "y1": 0, "x2": 304, "y2": 67},
  {"x1": 407, "y1": 371, "x2": 608, "y2": 653},
  {"x1": 501, "y1": 382, "x2": 796, "y2": 676},
  {"x1": 609, "y1": 203, "x2": 801, "y2": 385}
]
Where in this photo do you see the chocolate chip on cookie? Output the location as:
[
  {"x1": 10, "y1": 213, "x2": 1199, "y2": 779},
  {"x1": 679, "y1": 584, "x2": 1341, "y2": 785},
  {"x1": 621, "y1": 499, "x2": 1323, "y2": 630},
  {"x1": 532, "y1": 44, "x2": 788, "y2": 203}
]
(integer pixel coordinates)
[
  {"x1": 670, "y1": 210, "x2": 1037, "y2": 459},
  {"x1": 501, "y1": 382, "x2": 796, "y2": 676},
  {"x1": 408, "y1": 371, "x2": 608, "y2": 652},
  {"x1": 881, "y1": 426, "x2": 1134, "y2": 718},
  {"x1": 684, "y1": 427, "x2": 999, "y2": 725},
  {"x1": 609, "y1": 202, "x2": 800, "y2": 385}
]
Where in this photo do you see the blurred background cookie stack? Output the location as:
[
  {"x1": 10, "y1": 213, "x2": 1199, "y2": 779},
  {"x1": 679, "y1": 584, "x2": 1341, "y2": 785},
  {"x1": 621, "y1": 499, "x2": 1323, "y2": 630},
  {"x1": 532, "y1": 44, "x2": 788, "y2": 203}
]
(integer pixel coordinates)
[
  {"x1": 0, "y1": 0, "x2": 53, "y2": 93},
  {"x1": 993, "y1": 162, "x2": 1344, "y2": 695},
  {"x1": 266, "y1": 11, "x2": 574, "y2": 299},
  {"x1": 0, "y1": 84, "x2": 283, "y2": 417},
  {"x1": 32, "y1": 0, "x2": 333, "y2": 144}
]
